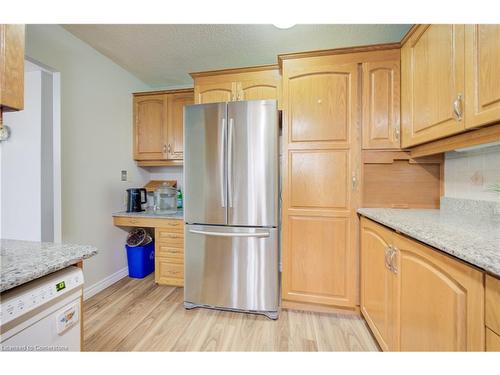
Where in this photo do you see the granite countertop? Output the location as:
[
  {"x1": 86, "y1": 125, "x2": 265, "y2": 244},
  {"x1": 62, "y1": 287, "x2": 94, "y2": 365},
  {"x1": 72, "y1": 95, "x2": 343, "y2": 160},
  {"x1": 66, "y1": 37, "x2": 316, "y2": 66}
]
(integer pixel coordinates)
[
  {"x1": 0, "y1": 239, "x2": 98, "y2": 293},
  {"x1": 357, "y1": 198, "x2": 500, "y2": 277},
  {"x1": 113, "y1": 209, "x2": 184, "y2": 220}
]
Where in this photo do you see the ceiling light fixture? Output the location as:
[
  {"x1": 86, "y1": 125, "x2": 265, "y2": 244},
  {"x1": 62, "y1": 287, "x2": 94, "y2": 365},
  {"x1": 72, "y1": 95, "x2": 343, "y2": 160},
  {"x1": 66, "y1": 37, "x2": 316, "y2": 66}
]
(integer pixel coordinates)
[{"x1": 273, "y1": 23, "x2": 296, "y2": 29}]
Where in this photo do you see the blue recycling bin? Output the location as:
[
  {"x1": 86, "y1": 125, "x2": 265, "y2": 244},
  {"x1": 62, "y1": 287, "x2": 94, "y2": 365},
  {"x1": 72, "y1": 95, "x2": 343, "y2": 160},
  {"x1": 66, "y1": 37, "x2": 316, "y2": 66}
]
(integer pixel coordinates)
[{"x1": 125, "y1": 241, "x2": 155, "y2": 278}]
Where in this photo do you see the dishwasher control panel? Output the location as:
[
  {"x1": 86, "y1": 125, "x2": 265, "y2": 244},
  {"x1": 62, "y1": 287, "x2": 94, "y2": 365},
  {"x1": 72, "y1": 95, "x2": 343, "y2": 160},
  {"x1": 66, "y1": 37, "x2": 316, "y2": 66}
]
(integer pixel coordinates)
[{"x1": 0, "y1": 266, "x2": 84, "y2": 325}]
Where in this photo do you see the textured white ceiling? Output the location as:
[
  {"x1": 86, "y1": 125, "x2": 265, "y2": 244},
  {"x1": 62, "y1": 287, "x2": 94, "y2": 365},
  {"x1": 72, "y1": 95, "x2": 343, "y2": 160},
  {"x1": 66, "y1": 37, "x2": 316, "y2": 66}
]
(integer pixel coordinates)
[{"x1": 63, "y1": 24, "x2": 411, "y2": 88}]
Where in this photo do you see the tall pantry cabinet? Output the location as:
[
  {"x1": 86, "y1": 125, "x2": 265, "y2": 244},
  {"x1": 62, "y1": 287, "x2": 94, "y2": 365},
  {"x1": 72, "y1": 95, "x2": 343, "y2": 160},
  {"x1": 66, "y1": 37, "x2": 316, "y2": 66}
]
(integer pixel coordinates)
[
  {"x1": 280, "y1": 55, "x2": 361, "y2": 309},
  {"x1": 280, "y1": 46, "x2": 404, "y2": 312}
]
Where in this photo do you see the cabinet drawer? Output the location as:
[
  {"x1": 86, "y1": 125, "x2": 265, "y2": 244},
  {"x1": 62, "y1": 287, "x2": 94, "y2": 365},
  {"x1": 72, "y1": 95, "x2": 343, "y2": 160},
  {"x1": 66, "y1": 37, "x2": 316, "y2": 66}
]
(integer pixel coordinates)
[
  {"x1": 158, "y1": 219, "x2": 184, "y2": 232},
  {"x1": 113, "y1": 216, "x2": 183, "y2": 229},
  {"x1": 156, "y1": 244, "x2": 184, "y2": 259},
  {"x1": 486, "y1": 275, "x2": 500, "y2": 334},
  {"x1": 156, "y1": 229, "x2": 184, "y2": 246},
  {"x1": 155, "y1": 258, "x2": 184, "y2": 286}
]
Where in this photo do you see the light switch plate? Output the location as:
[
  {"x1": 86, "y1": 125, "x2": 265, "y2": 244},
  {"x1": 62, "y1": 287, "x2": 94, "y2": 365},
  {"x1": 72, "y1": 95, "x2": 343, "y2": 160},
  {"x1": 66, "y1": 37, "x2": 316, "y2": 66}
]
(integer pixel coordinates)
[{"x1": 121, "y1": 170, "x2": 127, "y2": 181}]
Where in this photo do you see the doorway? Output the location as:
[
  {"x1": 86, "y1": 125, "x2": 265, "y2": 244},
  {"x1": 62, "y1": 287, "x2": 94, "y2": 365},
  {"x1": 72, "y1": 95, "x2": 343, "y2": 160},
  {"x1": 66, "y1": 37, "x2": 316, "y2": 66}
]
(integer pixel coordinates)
[{"x1": 0, "y1": 59, "x2": 61, "y2": 242}]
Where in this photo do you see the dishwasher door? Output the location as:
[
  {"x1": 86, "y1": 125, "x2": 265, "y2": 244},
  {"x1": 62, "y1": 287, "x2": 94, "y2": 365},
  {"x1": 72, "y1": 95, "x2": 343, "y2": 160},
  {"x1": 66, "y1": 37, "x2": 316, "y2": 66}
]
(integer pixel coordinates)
[
  {"x1": 1, "y1": 291, "x2": 81, "y2": 351},
  {"x1": 184, "y1": 224, "x2": 279, "y2": 318}
]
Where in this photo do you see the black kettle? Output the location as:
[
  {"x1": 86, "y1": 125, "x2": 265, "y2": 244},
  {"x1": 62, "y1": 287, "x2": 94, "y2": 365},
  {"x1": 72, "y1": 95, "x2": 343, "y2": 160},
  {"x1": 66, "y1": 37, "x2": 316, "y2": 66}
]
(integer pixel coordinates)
[{"x1": 126, "y1": 188, "x2": 147, "y2": 212}]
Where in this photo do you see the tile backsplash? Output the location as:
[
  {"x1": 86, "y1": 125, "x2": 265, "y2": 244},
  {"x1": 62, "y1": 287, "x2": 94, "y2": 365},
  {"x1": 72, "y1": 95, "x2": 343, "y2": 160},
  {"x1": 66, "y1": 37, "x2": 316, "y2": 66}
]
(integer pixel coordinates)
[{"x1": 444, "y1": 143, "x2": 500, "y2": 202}]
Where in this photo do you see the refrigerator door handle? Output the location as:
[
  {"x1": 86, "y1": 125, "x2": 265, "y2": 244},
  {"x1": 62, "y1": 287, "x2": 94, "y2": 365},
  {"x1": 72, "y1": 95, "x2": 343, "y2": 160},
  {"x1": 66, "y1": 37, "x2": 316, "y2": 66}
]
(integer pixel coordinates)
[
  {"x1": 228, "y1": 117, "x2": 234, "y2": 208},
  {"x1": 188, "y1": 229, "x2": 270, "y2": 238},
  {"x1": 220, "y1": 117, "x2": 227, "y2": 208}
]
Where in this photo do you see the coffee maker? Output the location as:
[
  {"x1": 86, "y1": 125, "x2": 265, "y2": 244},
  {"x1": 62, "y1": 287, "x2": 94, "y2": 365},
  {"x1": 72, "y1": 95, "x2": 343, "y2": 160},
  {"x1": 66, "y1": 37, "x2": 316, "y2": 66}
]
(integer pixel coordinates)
[{"x1": 126, "y1": 188, "x2": 147, "y2": 212}]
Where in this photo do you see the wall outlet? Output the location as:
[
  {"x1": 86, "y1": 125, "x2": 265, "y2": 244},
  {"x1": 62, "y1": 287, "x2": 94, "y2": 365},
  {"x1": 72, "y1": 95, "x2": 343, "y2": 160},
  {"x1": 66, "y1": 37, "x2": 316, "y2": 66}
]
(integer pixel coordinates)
[{"x1": 121, "y1": 170, "x2": 127, "y2": 181}]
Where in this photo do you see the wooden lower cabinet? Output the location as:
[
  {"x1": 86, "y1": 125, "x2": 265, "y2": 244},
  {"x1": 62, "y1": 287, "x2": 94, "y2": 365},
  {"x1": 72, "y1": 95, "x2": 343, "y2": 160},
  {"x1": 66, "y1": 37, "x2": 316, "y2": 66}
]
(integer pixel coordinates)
[
  {"x1": 485, "y1": 274, "x2": 500, "y2": 351},
  {"x1": 394, "y1": 233, "x2": 484, "y2": 351},
  {"x1": 360, "y1": 218, "x2": 396, "y2": 351},
  {"x1": 154, "y1": 223, "x2": 184, "y2": 287},
  {"x1": 360, "y1": 217, "x2": 485, "y2": 351},
  {"x1": 486, "y1": 328, "x2": 500, "y2": 352}
]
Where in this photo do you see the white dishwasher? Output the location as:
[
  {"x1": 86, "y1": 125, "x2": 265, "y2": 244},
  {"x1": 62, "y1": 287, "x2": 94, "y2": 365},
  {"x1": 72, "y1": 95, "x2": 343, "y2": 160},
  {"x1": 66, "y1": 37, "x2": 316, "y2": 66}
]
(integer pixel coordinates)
[{"x1": 0, "y1": 266, "x2": 84, "y2": 351}]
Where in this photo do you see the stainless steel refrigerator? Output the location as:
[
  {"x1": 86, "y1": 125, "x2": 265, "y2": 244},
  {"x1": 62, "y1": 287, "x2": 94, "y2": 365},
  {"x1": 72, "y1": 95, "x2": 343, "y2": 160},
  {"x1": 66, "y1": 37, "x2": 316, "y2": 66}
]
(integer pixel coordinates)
[{"x1": 183, "y1": 99, "x2": 279, "y2": 320}]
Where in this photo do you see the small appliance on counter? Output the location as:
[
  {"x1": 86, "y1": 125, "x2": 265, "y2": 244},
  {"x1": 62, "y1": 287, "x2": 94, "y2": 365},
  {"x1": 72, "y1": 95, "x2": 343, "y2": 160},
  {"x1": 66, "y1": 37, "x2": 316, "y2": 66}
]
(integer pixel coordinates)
[
  {"x1": 143, "y1": 180, "x2": 177, "y2": 212},
  {"x1": 126, "y1": 188, "x2": 147, "y2": 212},
  {"x1": 154, "y1": 182, "x2": 177, "y2": 214}
]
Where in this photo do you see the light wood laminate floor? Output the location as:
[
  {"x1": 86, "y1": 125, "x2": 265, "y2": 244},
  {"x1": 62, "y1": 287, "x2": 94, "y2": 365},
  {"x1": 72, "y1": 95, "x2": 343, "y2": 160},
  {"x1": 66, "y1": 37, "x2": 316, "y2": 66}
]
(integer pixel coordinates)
[{"x1": 83, "y1": 274, "x2": 379, "y2": 351}]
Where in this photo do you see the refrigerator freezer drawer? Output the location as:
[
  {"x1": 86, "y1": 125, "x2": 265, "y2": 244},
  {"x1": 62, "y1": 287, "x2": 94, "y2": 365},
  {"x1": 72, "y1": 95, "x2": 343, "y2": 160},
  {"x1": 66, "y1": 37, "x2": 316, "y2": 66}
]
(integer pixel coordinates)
[{"x1": 184, "y1": 224, "x2": 279, "y2": 313}]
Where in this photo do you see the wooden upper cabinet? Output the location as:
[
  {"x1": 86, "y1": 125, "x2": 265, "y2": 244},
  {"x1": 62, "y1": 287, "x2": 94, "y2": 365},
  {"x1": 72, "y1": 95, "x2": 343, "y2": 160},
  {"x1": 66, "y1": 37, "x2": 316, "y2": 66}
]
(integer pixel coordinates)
[
  {"x1": 195, "y1": 81, "x2": 234, "y2": 104},
  {"x1": 393, "y1": 233, "x2": 484, "y2": 351},
  {"x1": 167, "y1": 91, "x2": 193, "y2": 160},
  {"x1": 133, "y1": 94, "x2": 167, "y2": 161},
  {"x1": 401, "y1": 25, "x2": 465, "y2": 148},
  {"x1": 0, "y1": 24, "x2": 25, "y2": 111},
  {"x1": 465, "y1": 24, "x2": 500, "y2": 129},
  {"x1": 133, "y1": 89, "x2": 193, "y2": 163},
  {"x1": 237, "y1": 70, "x2": 280, "y2": 101},
  {"x1": 360, "y1": 218, "x2": 396, "y2": 351},
  {"x1": 362, "y1": 58, "x2": 401, "y2": 149},
  {"x1": 286, "y1": 63, "x2": 358, "y2": 147},
  {"x1": 191, "y1": 65, "x2": 280, "y2": 105}
]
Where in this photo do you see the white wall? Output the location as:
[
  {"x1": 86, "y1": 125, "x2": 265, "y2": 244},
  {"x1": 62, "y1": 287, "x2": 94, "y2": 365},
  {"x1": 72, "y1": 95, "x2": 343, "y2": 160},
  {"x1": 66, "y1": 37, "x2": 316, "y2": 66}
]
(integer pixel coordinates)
[
  {"x1": 1, "y1": 70, "x2": 54, "y2": 241},
  {"x1": 24, "y1": 25, "x2": 151, "y2": 292},
  {"x1": 444, "y1": 143, "x2": 500, "y2": 202}
]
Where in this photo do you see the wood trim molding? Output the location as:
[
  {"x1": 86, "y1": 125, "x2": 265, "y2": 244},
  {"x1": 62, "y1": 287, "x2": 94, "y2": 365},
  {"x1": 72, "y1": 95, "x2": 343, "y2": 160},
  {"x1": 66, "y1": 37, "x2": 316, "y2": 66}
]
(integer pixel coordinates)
[
  {"x1": 133, "y1": 88, "x2": 193, "y2": 96},
  {"x1": 281, "y1": 299, "x2": 360, "y2": 316},
  {"x1": 409, "y1": 123, "x2": 500, "y2": 158},
  {"x1": 190, "y1": 64, "x2": 279, "y2": 78},
  {"x1": 399, "y1": 24, "x2": 420, "y2": 46},
  {"x1": 277, "y1": 42, "x2": 401, "y2": 69},
  {"x1": 136, "y1": 160, "x2": 183, "y2": 167}
]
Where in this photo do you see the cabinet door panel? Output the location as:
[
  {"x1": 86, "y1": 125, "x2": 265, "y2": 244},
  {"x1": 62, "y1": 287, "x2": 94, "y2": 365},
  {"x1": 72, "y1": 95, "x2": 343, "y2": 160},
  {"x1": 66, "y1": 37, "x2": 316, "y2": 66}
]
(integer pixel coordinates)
[
  {"x1": 167, "y1": 92, "x2": 193, "y2": 159},
  {"x1": 0, "y1": 24, "x2": 24, "y2": 110},
  {"x1": 360, "y1": 218, "x2": 395, "y2": 351},
  {"x1": 401, "y1": 25, "x2": 465, "y2": 147},
  {"x1": 289, "y1": 150, "x2": 348, "y2": 209},
  {"x1": 195, "y1": 82, "x2": 234, "y2": 104},
  {"x1": 362, "y1": 59, "x2": 400, "y2": 149},
  {"x1": 239, "y1": 80, "x2": 278, "y2": 101},
  {"x1": 289, "y1": 70, "x2": 354, "y2": 144},
  {"x1": 134, "y1": 94, "x2": 166, "y2": 160},
  {"x1": 284, "y1": 216, "x2": 352, "y2": 306},
  {"x1": 465, "y1": 24, "x2": 500, "y2": 129},
  {"x1": 394, "y1": 234, "x2": 484, "y2": 351}
]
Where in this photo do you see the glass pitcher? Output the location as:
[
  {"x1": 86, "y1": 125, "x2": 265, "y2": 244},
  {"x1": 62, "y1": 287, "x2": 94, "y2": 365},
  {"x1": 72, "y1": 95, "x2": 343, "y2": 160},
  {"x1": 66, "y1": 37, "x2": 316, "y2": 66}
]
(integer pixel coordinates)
[{"x1": 154, "y1": 183, "x2": 177, "y2": 215}]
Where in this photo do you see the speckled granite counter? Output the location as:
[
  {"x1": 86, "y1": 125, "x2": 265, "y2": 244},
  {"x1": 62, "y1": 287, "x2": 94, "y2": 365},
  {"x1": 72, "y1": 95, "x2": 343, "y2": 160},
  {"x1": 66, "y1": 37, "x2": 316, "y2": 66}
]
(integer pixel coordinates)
[
  {"x1": 0, "y1": 240, "x2": 98, "y2": 293},
  {"x1": 112, "y1": 210, "x2": 184, "y2": 220},
  {"x1": 358, "y1": 198, "x2": 500, "y2": 277}
]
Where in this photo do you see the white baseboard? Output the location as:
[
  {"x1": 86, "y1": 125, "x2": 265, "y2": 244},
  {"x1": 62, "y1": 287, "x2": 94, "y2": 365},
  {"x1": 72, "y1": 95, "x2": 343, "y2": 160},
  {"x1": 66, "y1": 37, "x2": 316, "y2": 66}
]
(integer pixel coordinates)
[{"x1": 83, "y1": 267, "x2": 128, "y2": 300}]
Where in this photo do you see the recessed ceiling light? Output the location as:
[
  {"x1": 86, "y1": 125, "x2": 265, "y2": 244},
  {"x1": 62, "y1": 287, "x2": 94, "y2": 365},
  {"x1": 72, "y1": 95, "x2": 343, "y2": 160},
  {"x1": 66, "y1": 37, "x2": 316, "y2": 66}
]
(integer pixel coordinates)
[{"x1": 273, "y1": 23, "x2": 296, "y2": 29}]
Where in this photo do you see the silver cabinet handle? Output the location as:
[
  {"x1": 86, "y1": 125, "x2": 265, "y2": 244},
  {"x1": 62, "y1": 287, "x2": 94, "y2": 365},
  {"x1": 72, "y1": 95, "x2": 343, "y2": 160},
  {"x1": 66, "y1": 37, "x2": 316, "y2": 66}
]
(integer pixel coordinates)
[
  {"x1": 163, "y1": 144, "x2": 167, "y2": 153},
  {"x1": 167, "y1": 144, "x2": 172, "y2": 154},
  {"x1": 394, "y1": 127, "x2": 400, "y2": 142},
  {"x1": 384, "y1": 246, "x2": 391, "y2": 270},
  {"x1": 228, "y1": 118, "x2": 234, "y2": 208},
  {"x1": 352, "y1": 171, "x2": 358, "y2": 191},
  {"x1": 389, "y1": 246, "x2": 398, "y2": 274},
  {"x1": 453, "y1": 93, "x2": 463, "y2": 121},
  {"x1": 220, "y1": 117, "x2": 226, "y2": 208},
  {"x1": 189, "y1": 229, "x2": 269, "y2": 238}
]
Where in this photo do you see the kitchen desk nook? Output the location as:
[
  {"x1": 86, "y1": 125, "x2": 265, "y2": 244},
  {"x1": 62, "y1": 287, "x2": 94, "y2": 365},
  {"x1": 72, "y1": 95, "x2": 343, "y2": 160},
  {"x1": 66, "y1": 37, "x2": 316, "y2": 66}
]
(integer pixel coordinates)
[{"x1": 112, "y1": 211, "x2": 184, "y2": 286}]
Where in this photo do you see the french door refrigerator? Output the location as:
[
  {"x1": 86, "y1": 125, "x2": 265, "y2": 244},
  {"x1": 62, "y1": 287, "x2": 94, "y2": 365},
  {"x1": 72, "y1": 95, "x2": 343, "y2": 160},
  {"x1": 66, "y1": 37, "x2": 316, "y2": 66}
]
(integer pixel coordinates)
[{"x1": 183, "y1": 99, "x2": 279, "y2": 320}]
